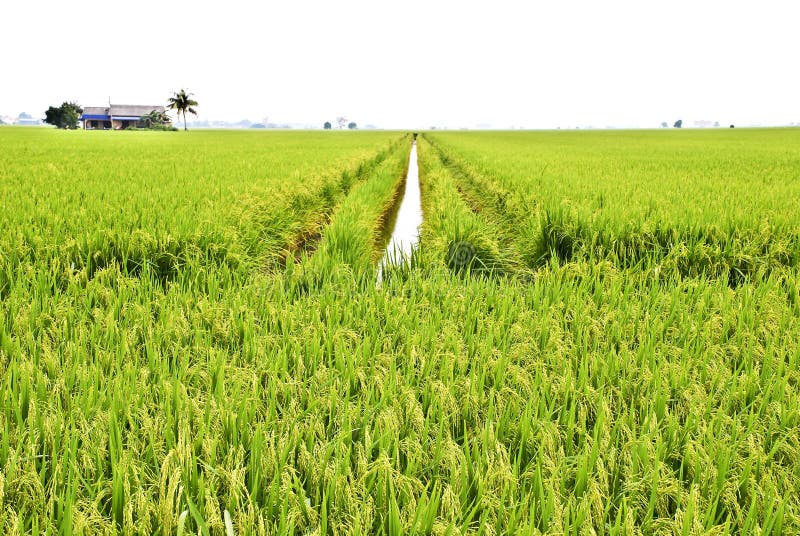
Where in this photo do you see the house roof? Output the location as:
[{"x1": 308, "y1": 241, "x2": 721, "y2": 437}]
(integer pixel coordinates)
[
  {"x1": 81, "y1": 104, "x2": 170, "y2": 122},
  {"x1": 110, "y1": 104, "x2": 165, "y2": 116}
]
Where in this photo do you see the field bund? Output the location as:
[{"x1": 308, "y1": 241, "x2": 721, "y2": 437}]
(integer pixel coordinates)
[{"x1": 0, "y1": 127, "x2": 799, "y2": 534}]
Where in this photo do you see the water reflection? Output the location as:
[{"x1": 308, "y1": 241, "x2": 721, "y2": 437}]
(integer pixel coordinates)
[{"x1": 377, "y1": 142, "x2": 422, "y2": 282}]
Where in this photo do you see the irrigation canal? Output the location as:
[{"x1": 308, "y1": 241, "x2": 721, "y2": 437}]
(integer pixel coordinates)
[{"x1": 377, "y1": 140, "x2": 422, "y2": 282}]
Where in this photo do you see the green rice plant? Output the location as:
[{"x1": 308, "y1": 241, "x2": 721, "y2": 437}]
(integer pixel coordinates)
[
  {"x1": 299, "y1": 136, "x2": 412, "y2": 286},
  {"x1": 235, "y1": 134, "x2": 409, "y2": 268},
  {"x1": 1, "y1": 128, "x2": 799, "y2": 534},
  {"x1": 426, "y1": 129, "x2": 800, "y2": 280},
  {"x1": 414, "y1": 137, "x2": 522, "y2": 277},
  {"x1": 0, "y1": 128, "x2": 406, "y2": 282}
]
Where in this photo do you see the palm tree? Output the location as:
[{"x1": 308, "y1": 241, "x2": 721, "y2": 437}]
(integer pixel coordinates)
[{"x1": 166, "y1": 89, "x2": 198, "y2": 131}]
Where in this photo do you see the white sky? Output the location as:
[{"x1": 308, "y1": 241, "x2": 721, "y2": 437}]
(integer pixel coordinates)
[{"x1": 1, "y1": 0, "x2": 798, "y2": 129}]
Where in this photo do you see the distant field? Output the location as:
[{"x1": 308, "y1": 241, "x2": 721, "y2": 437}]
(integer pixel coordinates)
[
  {"x1": 1, "y1": 128, "x2": 798, "y2": 534},
  {"x1": 0, "y1": 128, "x2": 404, "y2": 274},
  {"x1": 428, "y1": 129, "x2": 800, "y2": 227},
  {"x1": 424, "y1": 129, "x2": 800, "y2": 280}
]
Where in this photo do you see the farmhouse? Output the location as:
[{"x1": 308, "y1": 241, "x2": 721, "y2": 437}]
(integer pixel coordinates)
[{"x1": 80, "y1": 104, "x2": 170, "y2": 130}]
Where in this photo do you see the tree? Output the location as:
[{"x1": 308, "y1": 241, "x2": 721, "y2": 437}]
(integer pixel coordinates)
[
  {"x1": 336, "y1": 117, "x2": 347, "y2": 129},
  {"x1": 323, "y1": 122, "x2": 332, "y2": 130},
  {"x1": 673, "y1": 119, "x2": 683, "y2": 128},
  {"x1": 166, "y1": 89, "x2": 198, "y2": 131},
  {"x1": 141, "y1": 109, "x2": 171, "y2": 128},
  {"x1": 43, "y1": 101, "x2": 83, "y2": 129},
  {"x1": 713, "y1": 121, "x2": 720, "y2": 127},
  {"x1": 348, "y1": 122, "x2": 357, "y2": 130},
  {"x1": 660, "y1": 122, "x2": 668, "y2": 128}
]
